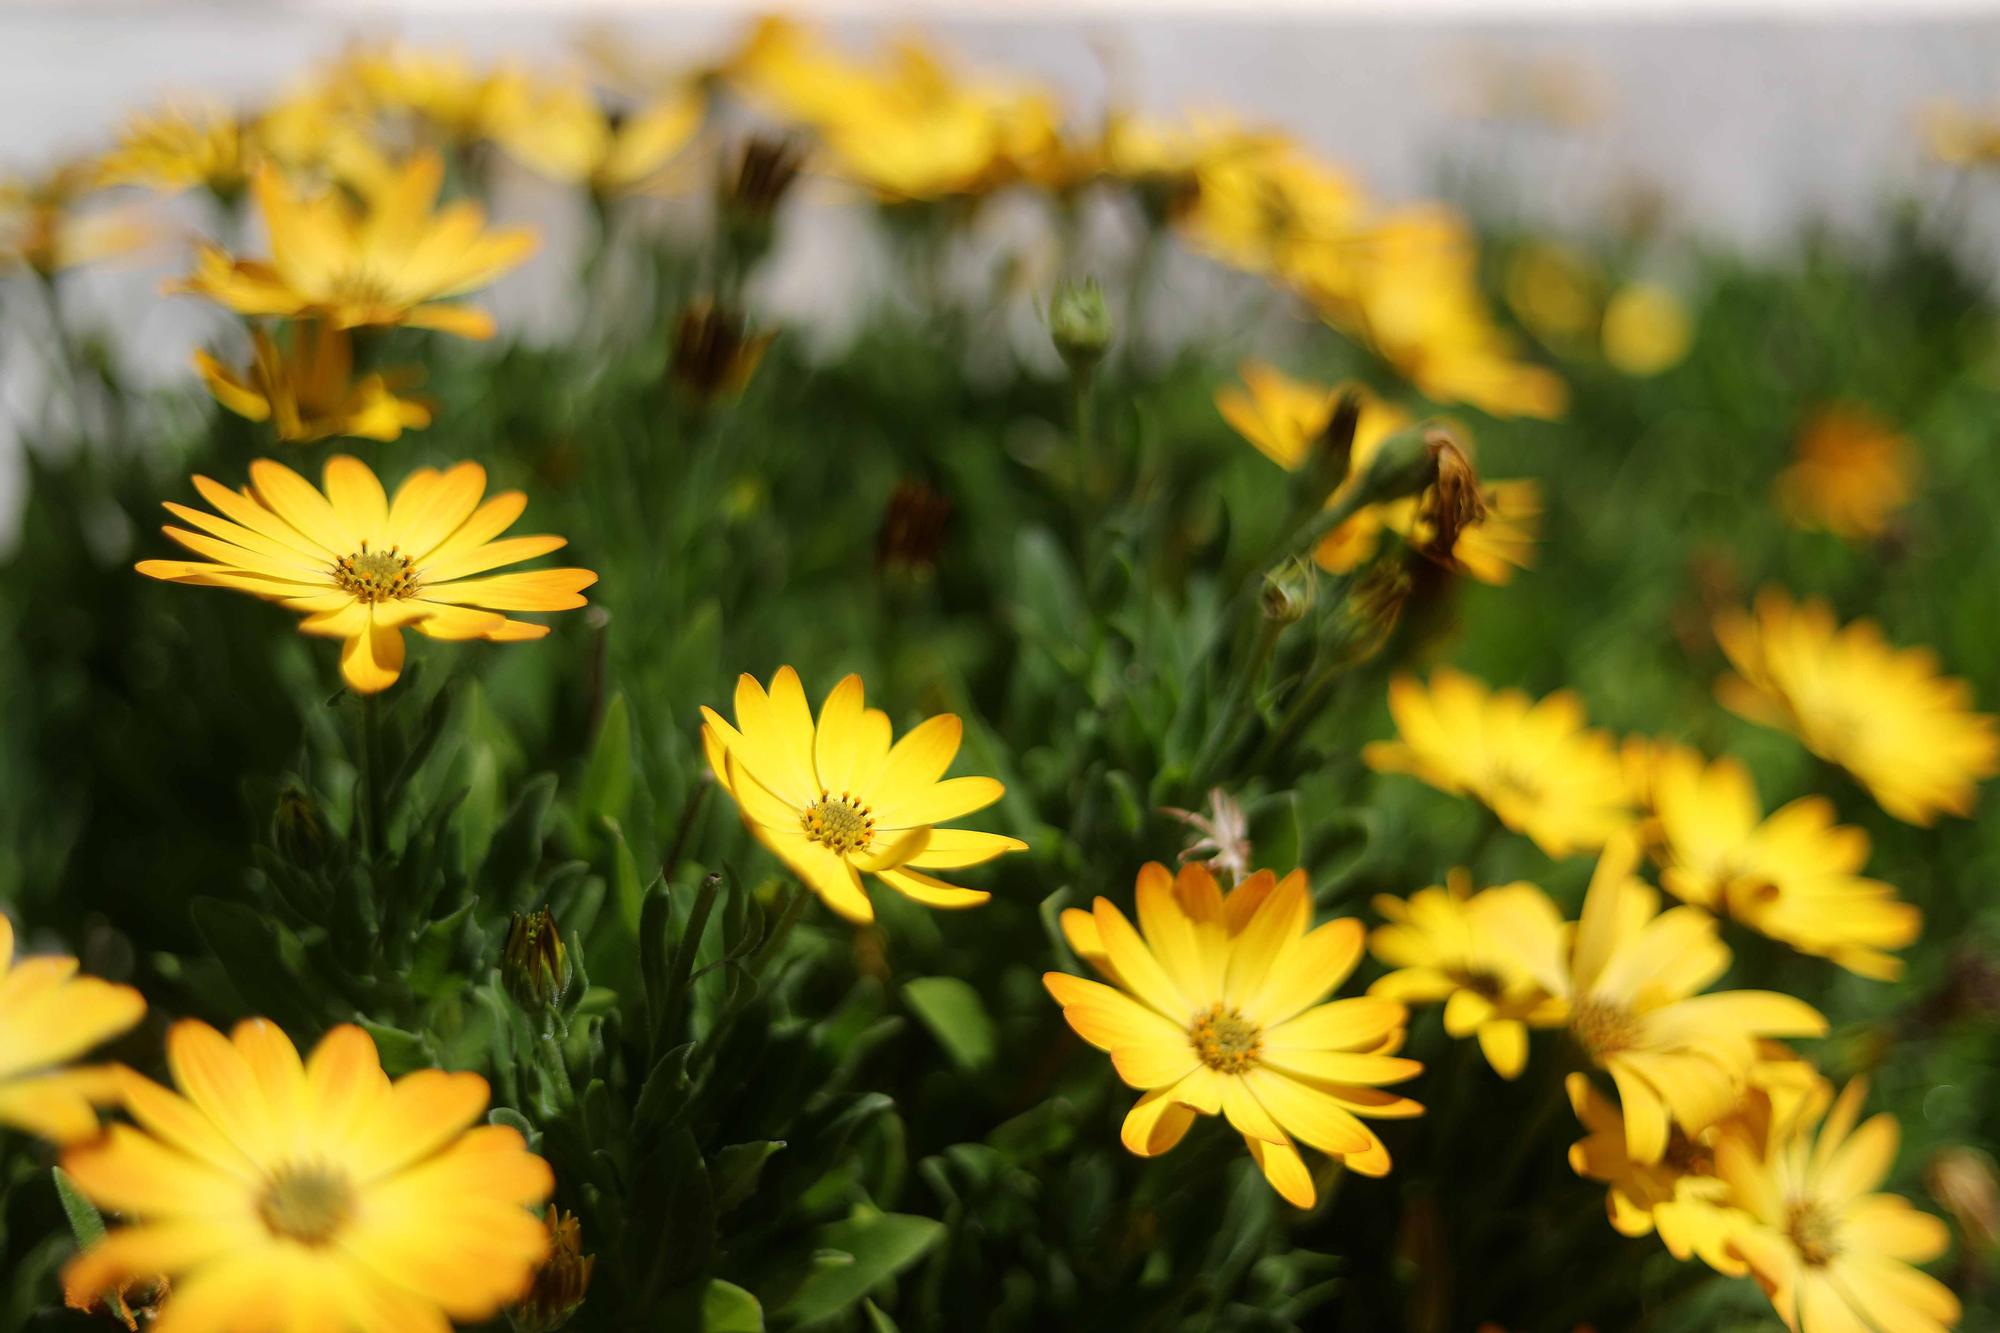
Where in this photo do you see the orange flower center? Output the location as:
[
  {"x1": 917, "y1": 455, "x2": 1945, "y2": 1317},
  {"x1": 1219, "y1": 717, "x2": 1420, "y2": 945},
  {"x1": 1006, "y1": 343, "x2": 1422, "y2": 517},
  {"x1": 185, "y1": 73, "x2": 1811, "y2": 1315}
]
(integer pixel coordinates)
[
  {"x1": 334, "y1": 543, "x2": 420, "y2": 603},
  {"x1": 801, "y1": 792, "x2": 874, "y2": 856},
  {"x1": 1190, "y1": 1003, "x2": 1262, "y2": 1074},
  {"x1": 258, "y1": 1164, "x2": 355, "y2": 1246},
  {"x1": 1570, "y1": 997, "x2": 1640, "y2": 1061},
  {"x1": 1785, "y1": 1196, "x2": 1842, "y2": 1267}
]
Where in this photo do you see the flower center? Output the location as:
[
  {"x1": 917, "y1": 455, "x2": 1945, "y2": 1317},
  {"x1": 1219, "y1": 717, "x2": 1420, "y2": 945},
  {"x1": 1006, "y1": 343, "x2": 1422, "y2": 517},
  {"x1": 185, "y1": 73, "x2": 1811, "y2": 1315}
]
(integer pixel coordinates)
[
  {"x1": 1570, "y1": 997, "x2": 1641, "y2": 1061},
  {"x1": 333, "y1": 543, "x2": 419, "y2": 603},
  {"x1": 1189, "y1": 1002, "x2": 1263, "y2": 1074},
  {"x1": 328, "y1": 268, "x2": 399, "y2": 311},
  {"x1": 1486, "y1": 761, "x2": 1543, "y2": 805},
  {"x1": 800, "y1": 792, "x2": 875, "y2": 856},
  {"x1": 257, "y1": 1163, "x2": 355, "y2": 1246},
  {"x1": 1785, "y1": 1196, "x2": 1842, "y2": 1267},
  {"x1": 1448, "y1": 966, "x2": 1505, "y2": 1002}
]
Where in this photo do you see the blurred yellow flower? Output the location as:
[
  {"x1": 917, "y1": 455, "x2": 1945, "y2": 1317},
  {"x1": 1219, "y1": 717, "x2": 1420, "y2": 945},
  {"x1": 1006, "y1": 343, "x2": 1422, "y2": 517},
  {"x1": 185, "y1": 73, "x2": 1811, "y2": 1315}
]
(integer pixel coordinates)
[
  {"x1": 1600, "y1": 282, "x2": 1692, "y2": 376},
  {"x1": 1179, "y1": 138, "x2": 1365, "y2": 279},
  {"x1": 195, "y1": 322, "x2": 432, "y2": 444},
  {"x1": 1048, "y1": 862, "x2": 1423, "y2": 1208},
  {"x1": 1368, "y1": 872, "x2": 1565, "y2": 1078},
  {"x1": 492, "y1": 80, "x2": 705, "y2": 194},
  {"x1": 1640, "y1": 743, "x2": 1920, "y2": 980},
  {"x1": 729, "y1": 18, "x2": 1058, "y2": 201},
  {"x1": 1218, "y1": 366, "x2": 1540, "y2": 585},
  {"x1": 1715, "y1": 589, "x2": 1999, "y2": 825},
  {"x1": 0, "y1": 165, "x2": 149, "y2": 277},
  {"x1": 1775, "y1": 404, "x2": 1916, "y2": 541},
  {"x1": 173, "y1": 155, "x2": 537, "y2": 339},
  {"x1": 1717, "y1": 1079, "x2": 1961, "y2": 1333},
  {"x1": 62, "y1": 1020, "x2": 553, "y2": 1331},
  {"x1": 700, "y1": 668, "x2": 1025, "y2": 923},
  {"x1": 136, "y1": 456, "x2": 597, "y2": 694},
  {"x1": 1924, "y1": 99, "x2": 2000, "y2": 169},
  {"x1": 1503, "y1": 240, "x2": 1603, "y2": 344},
  {"x1": 1297, "y1": 208, "x2": 1569, "y2": 420},
  {"x1": 94, "y1": 101, "x2": 253, "y2": 197},
  {"x1": 1363, "y1": 667, "x2": 1633, "y2": 857},
  {"x1": 0, "y1": 915, "x2": 144, "y2": 1145},
  {"x1": 343, "y1": 44, "x2": 530, "y2": 144},
  {"x1": 1483, "y1": 833, "x2": 1827, "y2": 1164}
]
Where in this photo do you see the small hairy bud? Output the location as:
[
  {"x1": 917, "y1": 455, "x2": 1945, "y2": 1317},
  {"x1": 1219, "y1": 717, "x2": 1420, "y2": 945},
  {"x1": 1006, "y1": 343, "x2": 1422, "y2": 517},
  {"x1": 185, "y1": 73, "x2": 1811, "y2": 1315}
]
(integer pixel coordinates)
[
  {"x1": 503, "y1": 908, "x2": 570, "y2": 1014},
  {"x1": 1049, "y1": 279, "x2": 1114, "y2": 374}
]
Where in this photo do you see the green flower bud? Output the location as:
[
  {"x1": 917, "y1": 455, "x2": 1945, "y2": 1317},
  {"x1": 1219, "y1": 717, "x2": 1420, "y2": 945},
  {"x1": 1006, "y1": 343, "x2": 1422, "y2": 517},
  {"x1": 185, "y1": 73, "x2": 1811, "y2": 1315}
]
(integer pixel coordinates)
[
  {"x1": 1049, "y1": 279, "x2": 1114, "y2": 373},
  {"x1": 503, "y1": 908, "x2": 570, "y2": 1014},
  {"x1": 1261, "y1": 555, "x2": 1317, "y2": 625},
  {"x1": 271, "y1": 784, "x2": 328, "y2": 869}
]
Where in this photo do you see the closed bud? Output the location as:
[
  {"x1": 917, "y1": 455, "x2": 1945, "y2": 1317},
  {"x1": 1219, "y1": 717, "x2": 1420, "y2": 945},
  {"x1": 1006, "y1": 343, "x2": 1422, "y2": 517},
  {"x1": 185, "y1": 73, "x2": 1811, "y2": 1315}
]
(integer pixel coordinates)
[
  {"x1": 1302, "y1": 390, "x2": 1360, "y2": 507},
  {"x1": 508, "y1": 1208, "x2": 596, "y2": 1332},
  {"x1": 670, "y1": 300, "x2": 772, "y2": 406},
  {"x1": 503, "y1": 908, "x2": 570, "y2": 1014},
  {"x1": 876, "y1": 478, "x2": 953, "y2": 578},
  {"x1": 721, "y1": 134, "x2": 805, "y2": 265},
  {"x1": 1049, "y1": 279, "x2": 1113, "y2": 374},
  {"x1": 271, "y1": 784, "x2": 328, "y2": 868},
  {"x1": 1260, "y1": 555, "x2": 1317, "y2": 625}
]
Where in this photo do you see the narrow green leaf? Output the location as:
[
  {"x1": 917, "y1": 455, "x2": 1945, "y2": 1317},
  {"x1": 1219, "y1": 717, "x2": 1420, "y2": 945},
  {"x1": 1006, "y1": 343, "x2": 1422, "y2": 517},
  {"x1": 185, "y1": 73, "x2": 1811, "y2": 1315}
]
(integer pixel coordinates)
[{"x1": 901, "y1": 976, "x2": 996, "y2": 1072}]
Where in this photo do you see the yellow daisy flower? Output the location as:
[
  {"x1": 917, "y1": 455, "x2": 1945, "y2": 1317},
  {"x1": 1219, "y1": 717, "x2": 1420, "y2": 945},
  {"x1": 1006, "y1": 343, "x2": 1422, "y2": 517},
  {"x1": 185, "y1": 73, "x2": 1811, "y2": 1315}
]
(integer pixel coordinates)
[
  {"x1": 1178, "y1": 139, "x2": 1366, "y2": 280},
  {"x1": 1599, "y1": 282, "x2": 1692, "y2": 377},
  {"x1": 1217, "y1": 366, "x2": 1541, "y2": 586},
  {"x1": 1292, "y1": 207, "x2": 1569, "y2": 421},
  {"x1": 1641, "y1": 743, "x2": 1921, "y2": 980},
  {"x1": 1047, "y1": 862, "x2": 1423, "y2": 1208},
  {"x1": 342, "y1": 45, "x2": 529, "y2": 145},
  {"x1": 1774, "y1": 404, "x2": 1917, "y2": 542},
  {"x1": 0, "y1": 164, "x2": 150, "y2": 277},
  {"x1": 1363, "y1": 668, "x2": 1634, "y2": 858},
  {"x1": 491, "y1": 80, "x2": 705, "y2": 195},
  {"x1": 1484, "y1": 833, "x2": 1827, "y2": 1164},
  {"x1": 1717, "y1": 1079, "x2": 1961, "y2": 1333},
  {"x1": 0, "y1": 915, "x2": 145, "y2": 1144},
  {"x1": 699, "y1": 668, "x2": 1026, "y2": 923},
  {"x1": 136, "y1": 456, "x2": 597, "y2": 694},
  {"x1": 1714, "y1": 589, "x2": 1999, "y2": 826},
  {"x1": 95, "y1": 101, "x2": 254, "y2": 197},
  {"x1": 1367, "y1": 871, "x2": 1565, "y2": 1079},
  {"x1": 172, "y1": 155, "x2": 537, "y2": 340},
  {"x1": 62, "y1": 1019, "x2": 553, "y2": 1331},
  {"x1": 195, "y1": 322, "x2": 432, "y2": 444}
]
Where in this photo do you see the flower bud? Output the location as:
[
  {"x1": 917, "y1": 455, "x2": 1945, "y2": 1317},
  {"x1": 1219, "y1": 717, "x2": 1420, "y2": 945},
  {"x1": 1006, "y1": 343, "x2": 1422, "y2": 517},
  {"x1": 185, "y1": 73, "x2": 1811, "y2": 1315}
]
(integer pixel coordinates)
[
  {"x1": 503, "y1": 909, "x2": 570, "y2": 1014},
  {"x1": 670, "y1": 300, "x2": 772, "y2": 406},
  {"x1": 875, "y1": 478, "x2": 953, "y2": 578},
  {"x1": 1049, "y1": 279, "x2": 1113, "y2": 374},
  {"x1": 1349, "y1": 422, "x2": 1440, "y2": 510},
  {"x1": 1260, "y1": 555, "x2": 1317, "y2": 625},
  {"x1": 508, "y1": 1208, "x2": 596, "y2": 1332},
  {"x1": 721, "y1": 134, "x2": 805, "y2": 266},
  {"x1": 1420, "y1": 433, "x2": 1487, "y2": 566}
]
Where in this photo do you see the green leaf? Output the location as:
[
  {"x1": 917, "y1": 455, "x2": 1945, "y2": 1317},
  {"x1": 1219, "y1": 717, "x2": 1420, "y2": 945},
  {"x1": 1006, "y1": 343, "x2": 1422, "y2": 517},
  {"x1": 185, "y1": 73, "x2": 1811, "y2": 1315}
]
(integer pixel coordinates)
[
  {"x1": 712, "y1": 1139, "x2": 786, "y2": 1212},
  {"x1": 189, "y1": 897, "x2": 317, "y2": 1030},
  {"x1": 577, "y1": 693, "x2": 634, "y2": 844},
  {"x1": 901, "y1": 976, "x2": 996, "y2": 1072},
  {"x1": 52, "y1": 1167, "x2": 106, "y2": 1246},
  {"x1": 356, "y1": 1018, "x2": 438, "y2": 1076},
  {"x1": 863, "y1": 1299, "x2": 903, "y2": 1333},
  {"x1": 407, "y1": 895, "x2": 477, "y2": 997},
  {"x1": 775, "y1": 1211, "x2": 944, "y2": 1326},
  {"x1": 702, "y1": 1278, "x2": 764, "y2": 1332}
]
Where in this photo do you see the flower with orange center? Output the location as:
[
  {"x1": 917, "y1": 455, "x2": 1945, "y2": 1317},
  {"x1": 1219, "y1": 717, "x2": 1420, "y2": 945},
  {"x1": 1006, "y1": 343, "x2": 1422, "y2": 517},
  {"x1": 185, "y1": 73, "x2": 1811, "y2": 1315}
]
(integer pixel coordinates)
[
  {"x1": 1045, "y1": 862, "x2": 1423, "y2": 1209},
  {"x1": 1774, "y1": 404, "x2": 1917, "y2": 542},
  {"x1": 1714, "y1": 588, "x2": 1999, "y2": 826},
  {"x1": 136, "y1": 456, "x2": 597, "y2": 694},
  {"x1": 0, "y1": 915, "x2": 145, "y2": 1144},
  {"x1": 1717, "y1": 1079, "x2": 1961, "y2": 1333},
  {"x1": 62, "y1": 1020, "x2": 553, "y2": 1333},
  {"x1": 1483, "y1": 833, "x2": 1827, "y2": 1164},
  {"x1": 172, "y1": 155, "x2": 536, "y2": 340},
  {"x1": 701, "y1": 668, "x2": 1026, "y2": 923}
]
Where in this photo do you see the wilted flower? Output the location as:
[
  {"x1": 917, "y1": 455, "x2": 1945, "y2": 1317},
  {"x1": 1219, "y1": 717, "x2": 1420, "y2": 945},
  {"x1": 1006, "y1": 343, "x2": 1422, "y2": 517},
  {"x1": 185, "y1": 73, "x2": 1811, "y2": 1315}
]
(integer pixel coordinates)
[
  {"x1": 1157, "y1": 788, "x2": 1252, "y2": 885},
  {"x1": 172, "y1": 155, "x2": 537, "y2": 339},
  {"x1": 195, "y1": 322, "x2": 433, "y2": 444},
  {"x1": 1048, "y1": 278, "x2": 1114, "y2": 373},
  {"x1": 1419, "y1": 431, "x2": 1487, "y2": 567},
  {"x1": 1775, "y1": 404, "x2": 1916, "y2": 542},
  {"x1": 504, "y1": 908, "x2": 571, "y2": 1013},
  {"x1": 670, "y1": 300, "x2": 774, "y2": 405},
  {"x1": 136, "y1": 456, "x2": 597, "y2": 694},
  {"x1": 509, "y1": 1208, "x2": 596, "y2": 1332},
  {"x1": 1714, "y1": 588, "x2": 1999, "y2": 825}
]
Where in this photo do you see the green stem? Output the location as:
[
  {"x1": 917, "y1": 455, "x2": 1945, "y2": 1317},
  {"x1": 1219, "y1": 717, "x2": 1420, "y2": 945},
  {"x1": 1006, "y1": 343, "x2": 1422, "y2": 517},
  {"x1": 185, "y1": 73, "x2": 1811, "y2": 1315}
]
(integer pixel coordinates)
[
  {"x1": 1192, "y1": 614, "x2": 1283, "y2": 787},
  {"x1": 1070, "y1": 366, "x2": 1096, "y2": 550},
  {"x1": 356, "y1": 693, "x2": 384, "y2": 862},
  {"x1": 658, "y1": 871, "x2": 722, "y2": 1053}
]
